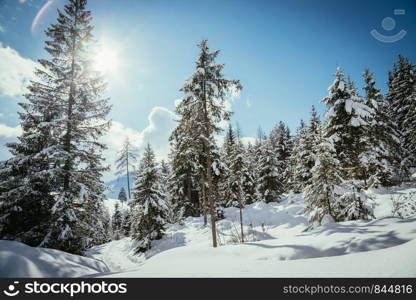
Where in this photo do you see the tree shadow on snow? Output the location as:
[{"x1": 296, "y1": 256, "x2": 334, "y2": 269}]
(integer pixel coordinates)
[{"x1": 244, "y1": 228, "x2": 410, "y2": 261}]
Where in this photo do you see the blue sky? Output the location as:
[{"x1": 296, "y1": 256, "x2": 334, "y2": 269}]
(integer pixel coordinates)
[{"x1": 0, "y1": 0, "x2": 415, "y2": 179}]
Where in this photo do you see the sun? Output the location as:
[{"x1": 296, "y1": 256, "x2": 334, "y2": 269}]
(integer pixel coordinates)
[{"x1": 92, "y1": 46, "x2": 119, "y2": 74}]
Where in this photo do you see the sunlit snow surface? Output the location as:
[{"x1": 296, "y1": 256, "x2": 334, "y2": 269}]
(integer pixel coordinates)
[
  {"x1": 1, "y1": 186, "x2": 415, "y2": 277},
  {"x1": 91, "y1": 187, "x2": 416, "y2": 278},
  {"x1": 0, "y1": 241, "x2": 109, "y2": 277}
]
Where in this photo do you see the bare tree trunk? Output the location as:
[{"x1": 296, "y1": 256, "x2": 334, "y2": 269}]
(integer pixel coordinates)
[
  {"x1": 186, "y1": 168, "x2": 192, "y2": 211},
  {"x1": 207, "y1": 157, "x2": 217, "y2": 248},
  {"x1": 126, "y1": 150, "x2": 131, "y2": 200},
  {"x1": 239, "y1": 199, "x2": 244, "y2": 243},
  {"x1": 200, "y1": 174, "x2": 207, "y2": 225},
  {"x1": 326, "y1": 189, "x2": 336, "y2": 222}
]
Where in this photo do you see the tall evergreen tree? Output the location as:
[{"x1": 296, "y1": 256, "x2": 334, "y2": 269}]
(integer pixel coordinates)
[
  {"x1": 120, "y1": 209, "x2": 132, "y2": 237},
  {"x1": 115, "y1": 138, "x2": 139, "y2": 199},
  {"x1": 1, "y1": 0, "x2": 111, "y2": 254},
  {"x1": 174, "y1": 40, "x2": 242, "y2": 248},
  {"x1": 289, "y1": 107, "x2": 322, "y2": 193},
  {"x1": 222, "y1": 124, "x2": 236, "y2": 208},
  {"x1": 258, "y1": 137, "x2": 284, "y2": 203},
  {"x1": 386, "y1": 55, "x2": 416, "y2": 177},
  {"x1": 322, "y1": 67, "x2": 374, "y2": 182},
  {"x1": 288, "y1": 120, "x2": 314, "y2": 193},
  {"x1": 361, "y1": 69, "x2": 400, "y2": 187},
  {"x1": 168, "y1": 132, "x2": 199, "y2": 218},
  {"x1": 160, "y1": 159, "x2": 182, "y2": 224},
  {"x1": 310, "y1": 105, "x2": 321, "y2": 135},
  {"x1": 41, "y1": 0, "x2": 111, "y2": 254},
  {"x1": 112, "y1": 202, "x2": 123, "y2": 240},
  {"x1": 118, "y1": 187, "x2": 127, "y2": 205},
  {"x1": 130, "y1": 144, "x2": 168, "y2": 253},
  {"x1": 229, "y1": 136, "x2": 248, "y2": 242},
  {"x1": 269, "y1": 121, "x2": 292, "y2": 190},
  {"x1": 304, "y1": 128, "x2": 344, "y2": 224},
  {"x1": 0, "y1": 106, "x2": 56, "y2": 245},
  {"x1": 245, "y1": 142, "x2": 261, "y2": 203}
]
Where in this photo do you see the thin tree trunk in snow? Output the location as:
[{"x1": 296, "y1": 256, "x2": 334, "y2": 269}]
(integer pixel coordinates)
[
  {"x1": 200, "y1": 174, "x2": 207, "y2": 225},
  {"x1": 239, "y1": 199, "x2": 244, "y2": 243},
  {"x1": 207, "y1": 157, "x2": 217, "y2": 248},
  {"x1": 126, "y1": 149, "x2": 131, "y2": 200}
]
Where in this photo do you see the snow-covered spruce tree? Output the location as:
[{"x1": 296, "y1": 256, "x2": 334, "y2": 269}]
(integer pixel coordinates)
[
  {"x1": 302, "y1": 106, "x2": 322, "y2": 191},
  {"x1": 160, "y1": 159, "x2": 182, "y2": 224},
  {"x1": 67, "y1": 189, "x2": 110, "y2": 250},
  {"x1": 244, "y1": 142, "x2": 260, "y2": 203},
  {"x1": 391, "y1": 191, "x2": 416, "y2": 218},
  {"x1": 407, "y1": 87, "x2": 416, "y2": 167},
  {"x1": 361, "y1": 69, "x2": 400, "y2": 187},
  {"x1": 175, "y1": 40, "x2": 242, "y2": 248},
  {"x1": 228, "y1": 136, "x2": 249, "y2": 242},
  {"x1": 288, "y1": 120, "x2": 315, "y2": 193},
  {"x1": 1, "y1": 0, "x2": 111, "y2": 253},
  {"x1": 211, "y1": 149, "x2": 227, "y2": 220},
  {"x1": 118, "y1": 186, "x2": 127, "y2": 205},
  {"x1": 112, "y1": 202, "x2": 123, "y2": 240},
  {"x1": 333, "y1": 182, "x2": 375, "y2": 222},
  {"x1": 321, "y1": 67, "x2": 373, "y2": 182},
  {"x1": 77, "y1": 147, "x2": 111, "y2": 247},
  {"x1": 310, "y1": 105, "x2": 321, "y2": 136},
  {"x1": 221, "y1": 124, "x2": 236, "y2": 208},
  {"x1": 258, "y1": 137, "x2": 284, "y2": 203},
  {"x1": 38, "y1": 0, "x2": 111, "y2": 254},
  {"x1": 130, "y1": 144, "x2": 168, "y2": 253},
  {"x1": 386, "y1": 55, "x2": 416, "y2": 178},
  {"x1": 168, "y1": 131, "x2": 199, "y2": 218},
  {"x1": 0, "y1": 89, "x2": 57, "y2": 246},
  {"x1": 241, "y1": 148, "x2": 256, "y2": 205},
  {"x1": 304, "y1": 128, "x2": 344, "y2": 225},
  {"x1": 229, "y1": 125, "x2": 256, "y2": 206},
  {"x1": 115, "y1": 137, "x2": 139, "y2": 199},
  {"x1": 250, "y1": 129, "x2": 267, "y2": 202},
  {"x1": 269, "y1": 121, "x2": 292, "y2": 191},
  {"x1": 120, "y1": 209, "x2": 132, "y2": 237},
  {"x1": 288, "y1": 106, "x2": 322, "y2": 194}
]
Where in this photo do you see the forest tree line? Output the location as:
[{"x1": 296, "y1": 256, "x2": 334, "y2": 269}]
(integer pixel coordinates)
[{"x1": 0, "y1": 0, "x2": 415, "y2": 255}]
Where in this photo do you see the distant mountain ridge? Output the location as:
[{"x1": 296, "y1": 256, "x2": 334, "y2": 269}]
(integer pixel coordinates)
[{"x1": 105, "y1": 174, "x2": 130, "y2": 199}]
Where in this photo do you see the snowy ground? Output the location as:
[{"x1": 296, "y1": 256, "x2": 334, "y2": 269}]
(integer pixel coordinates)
[
  {"x1": 1, "y1": 186, "x2": 415, "y2": 277},
  {"x1": 0, "y1": 241, "x2": 109, "y2": 278},
  {"x1": 88, "y1": 186, "x2": 416, "y2": 278}
]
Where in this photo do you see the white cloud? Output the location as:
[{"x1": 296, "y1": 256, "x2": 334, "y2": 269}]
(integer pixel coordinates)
[
  {"x1": 0, "y1": 44, "x2": 37, "y2": 97},
  {"x1": 0, "y1": 123, "x2": 22, "y2": 161},
  {"x1": 0, "y1": 123, "x2": 22, "y2": 138},
  {"x1": 0, "y1": 106, "x2": 177, "y2": 181},
  {"x1": 138, "y1": 106, "x2": 177, "y2": 158},
  {"x1": 101, "y1": 106, "x2": 177, "y2": 181},
  {"x1": 0, "y1": 25, "x2": 6, "y2": 33}
]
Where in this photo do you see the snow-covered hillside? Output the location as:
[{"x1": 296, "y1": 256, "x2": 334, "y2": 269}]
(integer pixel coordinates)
[
  {"x1": 0, "y1": 241, "x2": 110, "y2": 278},
  {"x1": 87, "y1": 186, "x2": 416, "y2": 278}
]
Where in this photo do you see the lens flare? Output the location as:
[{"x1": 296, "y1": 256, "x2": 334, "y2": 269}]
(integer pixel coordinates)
[{"x1": 31, "y1": 0, "x2": 56, "y2": 36}]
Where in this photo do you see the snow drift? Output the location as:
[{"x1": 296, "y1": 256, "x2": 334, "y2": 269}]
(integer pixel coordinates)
[{"x1": 0, "y1": 241, "x2": 109, "y2": 278}]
